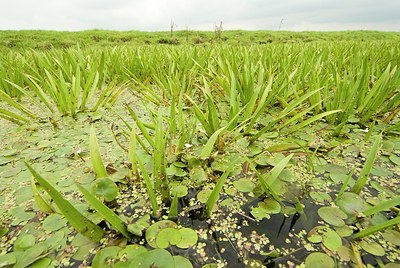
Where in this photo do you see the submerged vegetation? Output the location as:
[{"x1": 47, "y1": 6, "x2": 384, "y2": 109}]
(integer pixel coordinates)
[{"x1": 0, "y1": 31, "x2": 399, "y2": 267}]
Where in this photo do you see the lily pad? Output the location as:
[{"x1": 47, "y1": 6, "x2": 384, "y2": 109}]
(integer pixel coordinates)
[
  {"x1": 336, "y1": 192, "x2": 368, "y2": 216},
  {"x1": 0, "y1": 253, "x2": 16, "y2": 267},
  {"x1": 360, "y1": 240, "x2": 385, "y2": 256},
  {"x1": 371, "y1": 166, "x2": 393, "y2": 177},
  {"x1": 307, "y1": 226, "x2": 325, "y2": 243},
  {"x1": 318, "y1": 206, "x2": 348, "y2": 227},
  {"x1": 171, "y1": 185, "x2": 188, "y2": 197},
  {"x1": 197, "y1": 189, "x2": 212, "y2": 203},
  {"x1": 14, "y1": 244, "x2": 47, "y2": 268},
  {"x1": 305, "y1": 252, "x2": 334, "y2": 268},
  {"x1": 389, "y1": 154, "x2": 400, "y2": 166},
  {"x1": 307, "y1": 226, "x2": 342, "y2": 251},
  {"x1": 155, "y1": 228, "x2": 182, "y2": 248},
  {"x1": 176, "y1": 228, "x2": 198, "y2": 249},
  {"x1": 324, "y1": 164, "x2": 348, "y2": 174},
  {"x1": 189, "y1": 167, "x2": 207, "y2": 185},
  {"x1": 14, "y1": 234, "x2": 35, "y2": 251},
  {"x1": 173, "y1": 256, "x2": 193, "y2": 268},
  {"x1": 92, "y1": 246, "x2": 121, "y2": 268},
  {"x1": 381, "y1": 230, "x2": 400, "y2": 246},
  {"x1": 145, "y1": 220, "x2": 178, "y2": 248},
  {"x1": 322, "y1": 229, "x2": 342, "y2": 251},
  {"x1": 336, "y1": 245, "x2": 352, "y2": 262},
  {"x1": 118, "y1": 245, "x2": 147, "y2": 260},
  {"x1": 232, "y1": 178, "x2": 256, "y2": 193},
  {"x1": 259, "y1": 198, "x2": 281, "y2": 214},
  {"x1": 334, "y1": 225, "x2": 354, "y2": 237},
  {"x1": 129, "y1": 249, "x2": 174, "y2": 268},
  {"x1": 251, "y1": 207, "x2": 270, "y2": 221},
  {"x1": 43, "y1": 214, "x2": 68, "y2": 232},
  {"x1": 91, "y1": 177, "x2": 119, "y2": 202},
  {"x1": 10, "y1": 206, "x2": 35, "y2": 226},
  {"x1": 310, "y1": 191, "x2": 332, "y2": 203},
  {"x1": 166, "y1": 165, "x2": 187, "y2": 177},
  {"x1": 127, "y1": 214, "x2": 150, "y2": 237}
]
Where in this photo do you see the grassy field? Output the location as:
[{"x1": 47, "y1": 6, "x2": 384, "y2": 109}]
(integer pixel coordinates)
[
  {"x1": 0, "y1": 31, "x2": 400, "y2": 267},
  {"x1": 1, "y1": 29, "x2": 400, "y2": 49}
]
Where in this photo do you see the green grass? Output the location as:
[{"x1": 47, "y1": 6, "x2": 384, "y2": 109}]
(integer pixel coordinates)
[
  {"x1": 1, "y1": 30, "x2": 400, "y2": 268},
  {"x1": 1, "y1": 30, "x2": 400, "y2": 50}
]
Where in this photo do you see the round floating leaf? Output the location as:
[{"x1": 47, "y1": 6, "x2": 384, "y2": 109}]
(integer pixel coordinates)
[
  {"x1": 189, "y1": 167, "x2": 207, "y2": 185},
  {"x1": 0, "y1": 228, "x2": 8, "y2": 237},
  {"x1": 318, "y1": 207, "x2": 348, "y2": 227},
  {"x1": 29, "y1": 257, "x2": 52, "y2": 268},
  {"x1": 371, "y1": 166, "x2": 393, "y2": 177},
  {"x1": 129, "y1": 249, "x2": 174, "y2": 268},
  {"x1": 360, "y1": 240, "x2": 385, "y2": 256},
  {"x1": 15, "y1": 245, "x2": 47, "y2": 268},
  {"x1": 10, "y1": 206, "x2": 35, "y2": 226},
  {"x1": 197, "y1": 189, "x2": 212, "y2": 203},
  {"x1": 173, "y1": 256, "x2": 193, "y2": 268},
  {"x1": 156, "y1": 228, "x2": 182, "y2": 248},
  {"x1": 176, "y1": 228, "x2": 198, "y2": 249},
  {"x1": 127, "y1": 214, "x2": 150, "y2": 237},
  {"x1": 278, "y1": 169, "x2": 295, "y2": 182},
  {"x1": 42, "y1": 214, "x2": 68, "y2": 232},
  {"x1": 171, "y1": 185, "x2": 188, "y2": 197},
  {"x1": 166, "y1": 165, "x2": 187, "y2": 177},
  {"x1": 336, "y1": 245, "x2": 352, "y2": 262},
  {"x1": 310, "y1": 191, "x2": 332, "y2": 203},
  {"x1": 307, "y1": 226, "x2": 325, "y2": 243},
  {"x1": 91, "y1": 177, "x2": 119, "y2": 202},
  {"x1": 322, "y1": 229, "x2": 342, "y2": 251},
  {"x1": 324, "y1": 164, "x2": 348, "y2": 174},
  {"x1": 0, "y1": 253, "x2": 16, "y2": 267},
  {"x1": 145, "y1": 220, "x2": 178, "y2": 248},
  {"x1": 385, "y1": 263, "x2": 400, "y2": 268},
  {"x1": 232, "y1": 178, "x2": 256, "y2": 193},
  {"x1": 118, "y1": 245, "x2": 147, "y2": 261},
  {"x1": 334, "y1": 225, "x2": 354, "y2": 237},
  {"x1": 0, "y1": 167, "x2": 21, "y2": 178},
  {"x1": 92, "y1": 246, "x2": 121, "y2": 268},
  {"x1": 389, "y1": 154, "x2": 400, "y2": 166},
  {"x1": 382, "y1": 230, "x2": 400, "y2": 246},
  {"x1": 14, "y1": 234, "x2": 35, "y2": 251},
  {"x1": 305, "y1": 252, "x2": 334, "y2": 268},
  {"x1": 250, "y1": 207, "x2": 270, "y2": 221},
  {"x1": 260, "y1": 198, "x2": 281, "y2": 214},
  {"x1": 0, "y1": 149, "x2": 18, "y2": 157},
  {"x1": 336, "y1": 192, "x2": 368, "y2": 216}
]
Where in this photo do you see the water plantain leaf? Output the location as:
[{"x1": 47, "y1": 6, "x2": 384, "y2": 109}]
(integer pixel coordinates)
[
  {"x1": 352, "y1": 135, "x2": 382, "y2": 194},
  {"x1": 200, "y1": 126, "x2": 227, "y2": 159},
  {"x1": 259, "y1": 153, "x2": 293, "y2": 188},
  {"x1": 362, "y1": 196, "x2": 400, "y2": 217},
  {"x1": 76, "y1": 183, "x2": 131, "y2": 239},
  {"x1": 25, "y1": 162, "x2": 105, "y2": 242},
  {"x1": 31, "y1": 177, "x2": 54, "y2": 213},
  {"x1": 90, "y1": 126, "x2": 108, "y2": 179},
  {"x1": 286, "y1": 110, "x2": 341, "y2": 134},
  {"x1": 353, "y1": 215, "x2": 400, "y2": 239},
  {"x1": 206, "y1": 159, "x2": 239, "y2": 216}
]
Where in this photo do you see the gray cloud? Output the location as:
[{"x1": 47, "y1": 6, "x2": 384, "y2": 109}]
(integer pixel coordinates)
[{"x1": 0, "y1": 0, "x2": 399, "y2": 31}]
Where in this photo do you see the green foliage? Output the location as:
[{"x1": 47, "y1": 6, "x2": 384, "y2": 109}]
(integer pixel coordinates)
[
  {"x1": 76, "y1": 183, "x2": 131, "y2": 239},
  {"x1": 89, "y1": 126, "x2": 108, "y2": 179},
  {"x1": 24, "y1": 162, "x2": 105, "y2": 242},
  {"x1": 352, "y1": 135, "x2": 382, "y2": 194}
]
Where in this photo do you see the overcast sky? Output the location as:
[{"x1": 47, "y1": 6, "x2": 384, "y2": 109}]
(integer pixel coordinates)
[{"x1": 0, "y1": 0, "x2": 399, "y2": 32}]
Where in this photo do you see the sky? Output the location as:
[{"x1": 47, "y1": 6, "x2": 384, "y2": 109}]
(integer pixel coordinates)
[{"x1": 0, "y1": 0, "x2": 399, "y2": 32}]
